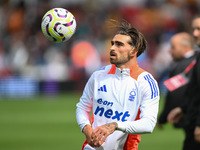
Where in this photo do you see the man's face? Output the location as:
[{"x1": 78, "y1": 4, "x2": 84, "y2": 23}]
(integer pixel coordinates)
[
  {"x1": 110, "y1": 34, "x2": 135, "y2": 67},
  {"x1": 192, "y1": 18, "x2": 200, "y2": 47},
  {"x1": 169, "y1": 36, "x2": 184, "y2": 61}
]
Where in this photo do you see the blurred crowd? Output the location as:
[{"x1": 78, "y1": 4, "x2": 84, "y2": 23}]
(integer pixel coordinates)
[{"x1": 0, "y1": 0, "x2": 200, "y2": 94}]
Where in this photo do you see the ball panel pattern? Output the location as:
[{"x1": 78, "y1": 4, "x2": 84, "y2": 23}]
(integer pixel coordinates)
[{"x1": 41, "y1": 8, "x2": 76, "y2": 43}]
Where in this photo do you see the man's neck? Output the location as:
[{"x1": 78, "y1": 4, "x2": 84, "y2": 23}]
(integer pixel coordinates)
[{"x1": 116, "y1": 59, "x2": 138, "y2": 71}]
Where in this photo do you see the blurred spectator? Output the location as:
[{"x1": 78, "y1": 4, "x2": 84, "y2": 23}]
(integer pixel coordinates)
[
  {"x1": 158, "y1": 32, "x2": 198, "y2": 129},
  {"x1": 167, "y1": 16, "x2": 200, "y2": 150}
]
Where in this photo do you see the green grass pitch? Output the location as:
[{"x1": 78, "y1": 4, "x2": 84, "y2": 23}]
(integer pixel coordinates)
[{"x1": 0, "y1": 93, "x2": 184, "y2": 150}]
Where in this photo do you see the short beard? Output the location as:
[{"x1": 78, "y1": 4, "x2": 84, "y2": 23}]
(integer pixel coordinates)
[{"x1": 110, "y1": 52, "x2": 132, "y2": 66}]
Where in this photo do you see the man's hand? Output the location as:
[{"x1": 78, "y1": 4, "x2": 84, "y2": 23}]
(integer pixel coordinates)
[
  {"x1": 194, "y1": 126, "x2": 200, "y2": 143},
  {"x1": 167, "y1": 107, "x2": 184, "y2": 123},
  {"x1": 91, "y1": 122, "x2": 118, "y2": 147},
  {"x1": 82, "y1": 124, "x2": 96, "y2": 147}
]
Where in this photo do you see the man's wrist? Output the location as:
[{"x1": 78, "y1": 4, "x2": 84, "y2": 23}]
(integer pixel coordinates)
[
  {"x1": 113, "y1": 122, "x2": 118, "y2": 130},
  {"x1": 82, "y1": 124, "x2": 91, "y2": 133}
]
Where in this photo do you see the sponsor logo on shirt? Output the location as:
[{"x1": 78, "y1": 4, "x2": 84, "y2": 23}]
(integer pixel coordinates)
[
  {"x1": 97, "y1": 98, "x2": 113, "y2": 106},
  {"x1": 94, "y1": 98, "x2": 130, "y2": 122},
  {"x1": 98, "y1": 85, "x2": 107, "y2": 92}
]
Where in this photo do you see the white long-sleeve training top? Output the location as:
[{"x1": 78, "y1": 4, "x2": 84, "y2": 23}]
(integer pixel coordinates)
[{"x1": 76, "y1": 65, "x2": 160, "y2": 150}]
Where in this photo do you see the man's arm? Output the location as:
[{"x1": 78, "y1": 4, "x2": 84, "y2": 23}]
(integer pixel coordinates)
[
  {"x1": 116, "y1": 97, "x2": 159, "y2": 134},
  {"x1": 116, "y1": 74, "x2": 160, "y2": 134},
  {"x1": 76, "y1": 73, "x2": 94, "y2": 131}
]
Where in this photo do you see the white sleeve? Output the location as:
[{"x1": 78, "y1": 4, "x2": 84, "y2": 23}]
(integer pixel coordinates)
[
  {"x1": 76, "y1": 73, "x2": 94, "y2": 131},
  {"x1": 117, "y1": 74, "x2": 160, "y2": 134}
]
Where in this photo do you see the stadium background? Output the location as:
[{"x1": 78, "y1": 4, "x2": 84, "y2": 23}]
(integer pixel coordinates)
[{"x1": 0, "y1": 0, "x2": 199, "y2": 149}]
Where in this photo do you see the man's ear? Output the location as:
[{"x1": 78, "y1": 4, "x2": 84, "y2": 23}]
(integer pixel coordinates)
[{"x1": 130, "y1": 48, "x2": 137, "y2": 56}]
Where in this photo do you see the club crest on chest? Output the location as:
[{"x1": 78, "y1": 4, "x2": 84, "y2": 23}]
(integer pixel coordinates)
[{"x1": 128, "y1": 89, "x2": 136, "y2": 102}]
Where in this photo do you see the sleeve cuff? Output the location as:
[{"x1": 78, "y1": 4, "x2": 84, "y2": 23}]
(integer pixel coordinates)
[
  {"x1": 80, "y1": 122, "x2": 91, "y2": 132},
  {"x1": 116, "y1": 122, "x2": 126, "y2": 132}
]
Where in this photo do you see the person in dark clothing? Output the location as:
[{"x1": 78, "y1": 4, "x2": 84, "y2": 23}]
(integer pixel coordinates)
[
  {"x1": 167, "y1": 17, "x2": 200, "y2": 150},
  {"x1": 158, "y1": 32, "x2": 197, "y2": 128}
]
